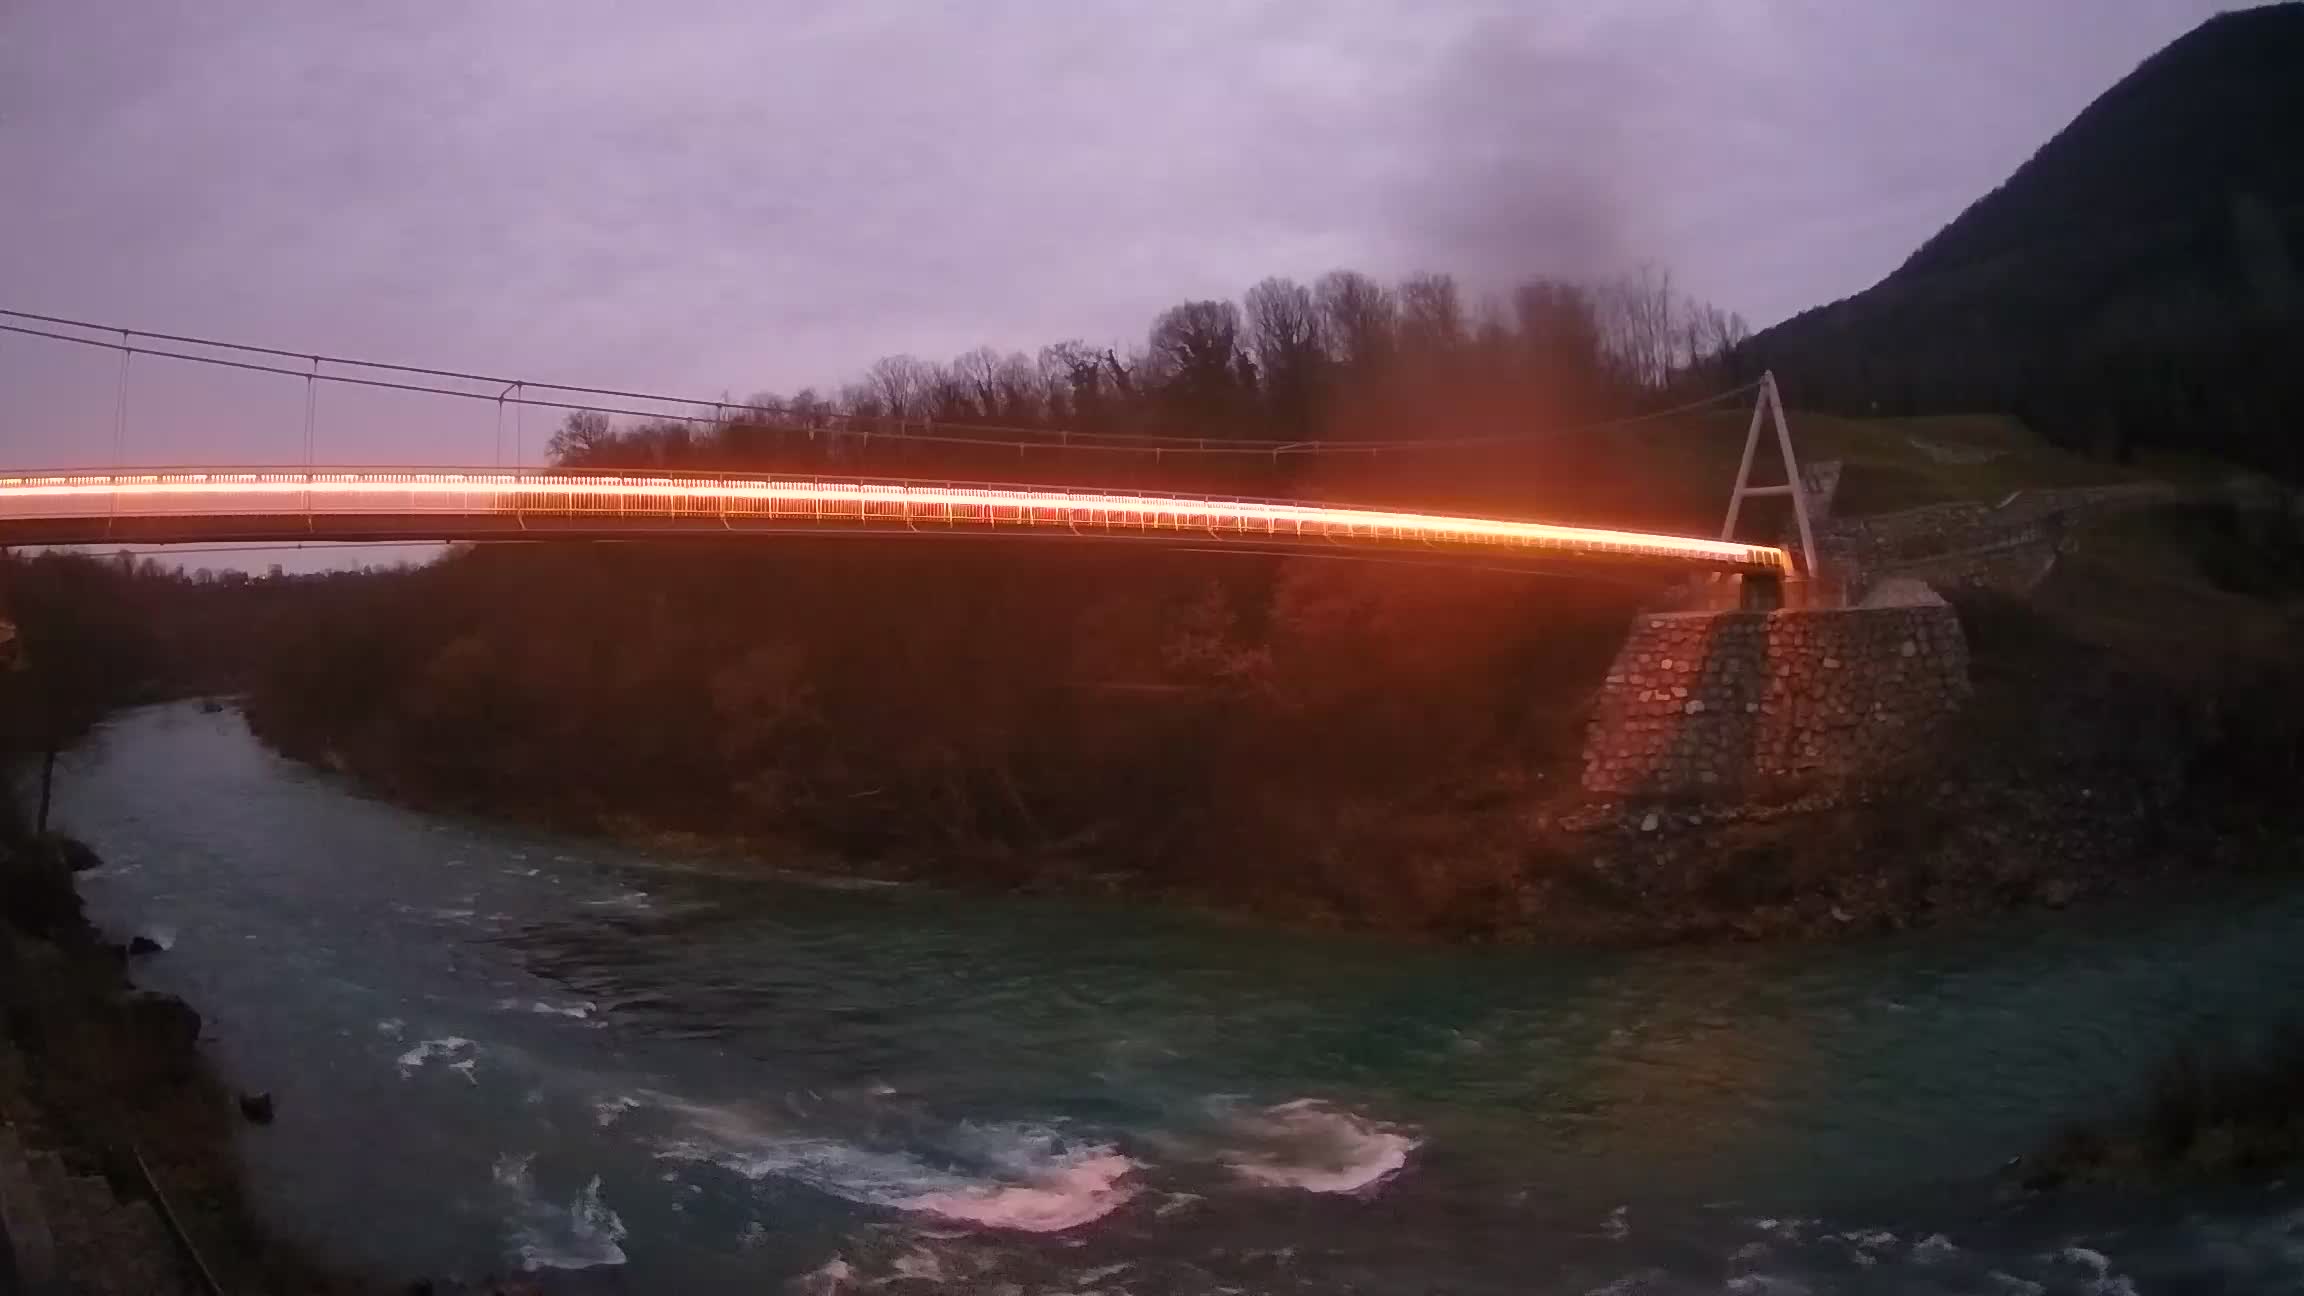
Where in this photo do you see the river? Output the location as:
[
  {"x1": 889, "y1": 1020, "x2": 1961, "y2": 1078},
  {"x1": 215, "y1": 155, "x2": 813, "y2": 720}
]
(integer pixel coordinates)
[{"x1": 48, "y1": 702, "x2": 2304, "y2": 1292}]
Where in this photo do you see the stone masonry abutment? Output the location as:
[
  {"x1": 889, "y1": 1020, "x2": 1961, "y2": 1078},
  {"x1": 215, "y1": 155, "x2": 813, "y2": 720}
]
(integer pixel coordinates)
[{"x1": 1581, "y1": 585, "x2": 1970, "y2": 799}]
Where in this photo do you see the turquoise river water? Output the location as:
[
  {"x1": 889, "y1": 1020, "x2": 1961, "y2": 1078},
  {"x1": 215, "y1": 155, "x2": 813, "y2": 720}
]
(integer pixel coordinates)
[{"x1": 51, "y1": 703, "x2": 2304, "y2": 1293}]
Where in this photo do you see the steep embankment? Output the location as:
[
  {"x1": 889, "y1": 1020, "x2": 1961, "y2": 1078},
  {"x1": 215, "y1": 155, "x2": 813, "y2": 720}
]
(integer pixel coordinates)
[{"x1": 1745, "y1": 4, "x2": 2304, "y2": 475}]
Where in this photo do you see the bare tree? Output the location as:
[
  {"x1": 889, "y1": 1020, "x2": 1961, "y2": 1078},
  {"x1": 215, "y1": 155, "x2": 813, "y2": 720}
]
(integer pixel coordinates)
[
  {"x1": 1147, "y1": 300, "x2": 1255, "y2": 434},
  {"x1": 1244, "y1": 276, "x2": 1324, "y2": 437},
  {"x1": 1707, "y1": 308, "x2": 1751, "y2": 370},
  {"x1": 1042, "y1": 340, "x2": 1131, "y2": 430},
  {"x1": 990, "y1": 351, "x2": 1047, "y2": 424},
  {"x1": 1596, "y1": 265, "x2": 1679, "y2": 391},
  {"x1": 864, "y1": 354, "x2": 936, "y2": 422},
  {"x1": 1514, "y1": 278, "x2": 1607, "y2": 394},
  {"x1": 1315, "y1": 270, "x2": 1396, "y2": 371},
  {"x1": 770, "y1": 387, "x2": 824, "y2": 430},
  {"x1": 1148, "y1": 301, "x2": 1247, "y2": 381},
  {"x1": 948, "y1": 347, "x2": 1007, "y2": 420},
  {"x1": 922, "y1": 361, "x2": 977, "y2": 423},
  {"x1": 1396, "y1": 272, "x2": 1468, "y2": 356},
  {"x1": 546, "y1": 409, "x2": 616, "y2": 465},
  {"x1": 1245, "y1": 277, "x2": 1321, "y2": 372}
]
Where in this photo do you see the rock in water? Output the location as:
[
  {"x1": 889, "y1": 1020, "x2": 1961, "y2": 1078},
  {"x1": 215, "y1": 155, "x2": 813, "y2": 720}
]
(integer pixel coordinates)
[
  {"x1": 238, "y1": 1091, "x2": 275, "y2": 1124},
  {"x1": 51, "y1": 836, "x2": 104, "y2": 874},
  {"x1": 127, "y1": 935, "x2": 163, "y2": 957},
  {"x1": 117, "y1": 991, "x2": 203, "y2": 1082}
]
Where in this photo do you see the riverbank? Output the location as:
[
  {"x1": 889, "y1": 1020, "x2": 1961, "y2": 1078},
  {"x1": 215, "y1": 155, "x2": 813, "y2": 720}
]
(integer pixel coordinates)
[
  {"x1": 252, "y1": 597, "x2": 2304, "y2": 949},
  {"x1": 2012, "y1": 1029, "x2": 2304, "y2": 1192},
  {"x1": 233, "y1": 509, "x2": 2304, "y2": 946},
  {"x1": 0, "y1": 830, "x2": 352, "y2": 1292},
  {"x1": 0, "y1": 826, "x2": 559, "y2": 1294}
]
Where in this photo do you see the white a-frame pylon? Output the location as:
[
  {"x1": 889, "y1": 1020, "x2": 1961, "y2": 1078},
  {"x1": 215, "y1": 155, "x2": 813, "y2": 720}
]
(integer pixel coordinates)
[{"x1": 1720, "y1": 371, "x2": 1818, "y2": 579}]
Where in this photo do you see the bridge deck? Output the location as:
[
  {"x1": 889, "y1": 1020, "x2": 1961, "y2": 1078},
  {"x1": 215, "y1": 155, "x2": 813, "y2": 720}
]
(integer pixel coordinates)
[{"x1": 0, "y1": 469, "x2": 1792, "y2": 574}]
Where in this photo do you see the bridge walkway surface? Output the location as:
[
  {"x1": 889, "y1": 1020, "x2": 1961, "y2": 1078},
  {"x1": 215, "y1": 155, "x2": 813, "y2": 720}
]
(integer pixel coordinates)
[{"x1": 0, "y1": 468, "x2": 1793, "y2": 575}]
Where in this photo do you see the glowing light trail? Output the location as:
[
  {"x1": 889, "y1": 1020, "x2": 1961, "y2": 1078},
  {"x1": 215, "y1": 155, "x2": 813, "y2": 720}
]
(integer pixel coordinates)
[{"x1": 0, "y1": 468, "x2": 1792, "y2": 574}]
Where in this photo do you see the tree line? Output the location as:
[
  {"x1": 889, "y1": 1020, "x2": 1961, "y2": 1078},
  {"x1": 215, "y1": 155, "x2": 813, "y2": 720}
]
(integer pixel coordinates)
[
  {"x1": 0, "y1": 551, "x2": 306, "y2": 832},
  {"x1": 236, "y1": 539, "x2": 1657, "y2": 931},
  {"x1": 544, "y1": 265, "x2": 1752, "y2": 493}
]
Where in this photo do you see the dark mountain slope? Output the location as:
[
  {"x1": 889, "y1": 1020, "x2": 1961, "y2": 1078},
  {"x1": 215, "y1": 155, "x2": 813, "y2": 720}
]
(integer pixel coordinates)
[{"x1": 1744, "y1": 3, "x2": 2304, "y2": 475}]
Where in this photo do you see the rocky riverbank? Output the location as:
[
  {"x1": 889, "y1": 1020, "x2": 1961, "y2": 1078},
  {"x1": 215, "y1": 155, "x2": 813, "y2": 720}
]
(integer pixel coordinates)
[{"x1": 0, "y1": 829, "x2": 556, "y2": 1294}]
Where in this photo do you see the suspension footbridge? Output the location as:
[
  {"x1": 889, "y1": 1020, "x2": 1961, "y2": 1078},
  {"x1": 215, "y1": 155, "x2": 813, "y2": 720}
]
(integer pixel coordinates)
[
  {"x1": 0, "y1": 468, "x2": 1792, "y2": 574},
  {"x1": 0, "y1": 308, "x2": 1815, "y2": 580}
]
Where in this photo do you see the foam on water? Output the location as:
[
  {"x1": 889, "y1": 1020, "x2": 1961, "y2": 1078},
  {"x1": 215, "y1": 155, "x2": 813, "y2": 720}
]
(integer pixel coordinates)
[
  {"x1": 491, "y1": 1153, "x2": 628, "y2": 1272},
  {"x1": 790, "y1": 1254, "x2": 854, "y2": 1294},
  {"x1": 1725, "y1": 1276, "x2": 1812, "y2": 1295},
  {"x1": 650, "y1": 1099, "x2": 1138, "y2": 1232},
  {"x1": 2040, "y1": 1245, "x2": 2143, "y2": 1296},
  {"x1": 494, "y1": 996, "x2": 597, "y2": 1019},
  {"x1": 1153, "y1": 1190, "x2": 1203, "y2": 1217},
  {"x1": 888, "y1": 1247, "x2": 945, "y2": 1282},
  {"x1": 1583, "y1": 1269, "x2": 1667, "y2": 1296},
  {"x1": 583, "y1": 890, "x2": 653, "y2": 913},
  {"x1": 1913, "y1": 1232, "x2": 1959, "y2": 1264},
  {"x1": 899, "y1": 1144, "x2": 1140, "y2": 1231},
  {"x1": 395, "y1": 1036, "x2": 477, "y2": 1077},
  {"x1": 1208, "y1": 1098, "x2": 1418, "y2": 1193},
  {"x1": 1079, "y1": 1259, "x2": 1134, "y2": 1280}
]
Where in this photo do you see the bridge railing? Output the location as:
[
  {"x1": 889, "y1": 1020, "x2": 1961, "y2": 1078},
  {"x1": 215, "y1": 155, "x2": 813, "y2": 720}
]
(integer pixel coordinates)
[{"x1": 0, "y1": 466, "x2": 1793, "y2": 573}]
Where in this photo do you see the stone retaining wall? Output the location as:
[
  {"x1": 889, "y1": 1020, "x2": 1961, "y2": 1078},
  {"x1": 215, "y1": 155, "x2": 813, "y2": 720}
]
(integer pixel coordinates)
[
  {"x1": 1813, "y1": 482, "x2": 2170, "y2": 596},
  {"x1": 1581, "y1": 593, "x2": 1970, "y2": 799},
  {"x1": 1868, "y1": 532, "x2": 2063, "y2": 596}
]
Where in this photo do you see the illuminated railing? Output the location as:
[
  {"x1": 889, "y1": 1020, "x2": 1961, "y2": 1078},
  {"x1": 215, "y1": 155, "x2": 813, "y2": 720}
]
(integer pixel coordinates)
[{"x1": 0, "y1": 467, "x2": 1793, "y2": 573}]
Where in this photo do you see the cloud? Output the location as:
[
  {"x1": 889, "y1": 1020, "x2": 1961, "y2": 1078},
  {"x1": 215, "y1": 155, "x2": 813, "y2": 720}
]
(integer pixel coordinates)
[
  {"x1": 1388, "y1": 11, "x2": 1647, "y2": 287},
  {"x1": 0, "y1": 0, "x2": 2240, "y2": 476}
]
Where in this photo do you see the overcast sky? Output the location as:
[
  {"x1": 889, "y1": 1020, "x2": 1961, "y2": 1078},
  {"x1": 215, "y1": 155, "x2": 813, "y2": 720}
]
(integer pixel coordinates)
[{"x1": 0, "y1": 0, "x2": 2252, "y2": 472}]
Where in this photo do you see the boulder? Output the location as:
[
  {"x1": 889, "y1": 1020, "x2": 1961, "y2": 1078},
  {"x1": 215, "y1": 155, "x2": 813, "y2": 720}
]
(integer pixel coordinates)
[
  {"x1": 49, "y1": 835, "x2": 104, "y2": 874},
  {"x1": 126, "y1": 935, "x2": 163, "y2": 957},
  {"x1": 238, "y1": 1091, "x2": 275, "y2": 1124},
  {"x1": 117, "y1": 990, "x2": 202, "y2": 1057}
]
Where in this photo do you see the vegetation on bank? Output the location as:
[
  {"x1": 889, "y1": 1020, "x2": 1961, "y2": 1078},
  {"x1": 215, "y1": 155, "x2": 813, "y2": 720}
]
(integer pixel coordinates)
[
  {"x1": 0, "y1": 826, "x2": 372, "y2": 1293},
  {"x1": 2019, "y1": 1030, "x2": 2304, "y2": 1190},
  {"x1": 0, "y1": 557, "x2": 357, "y2": 1292},
  {"x1": 233, "y1": 485, "x2": 2304, "y2": 941},
  {"x1": 241, "y1": 541, "x2": 1657, "y2": 924},
  {"x1": 0, "y1": 553, "x2": 574, "y2": 1294}
]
